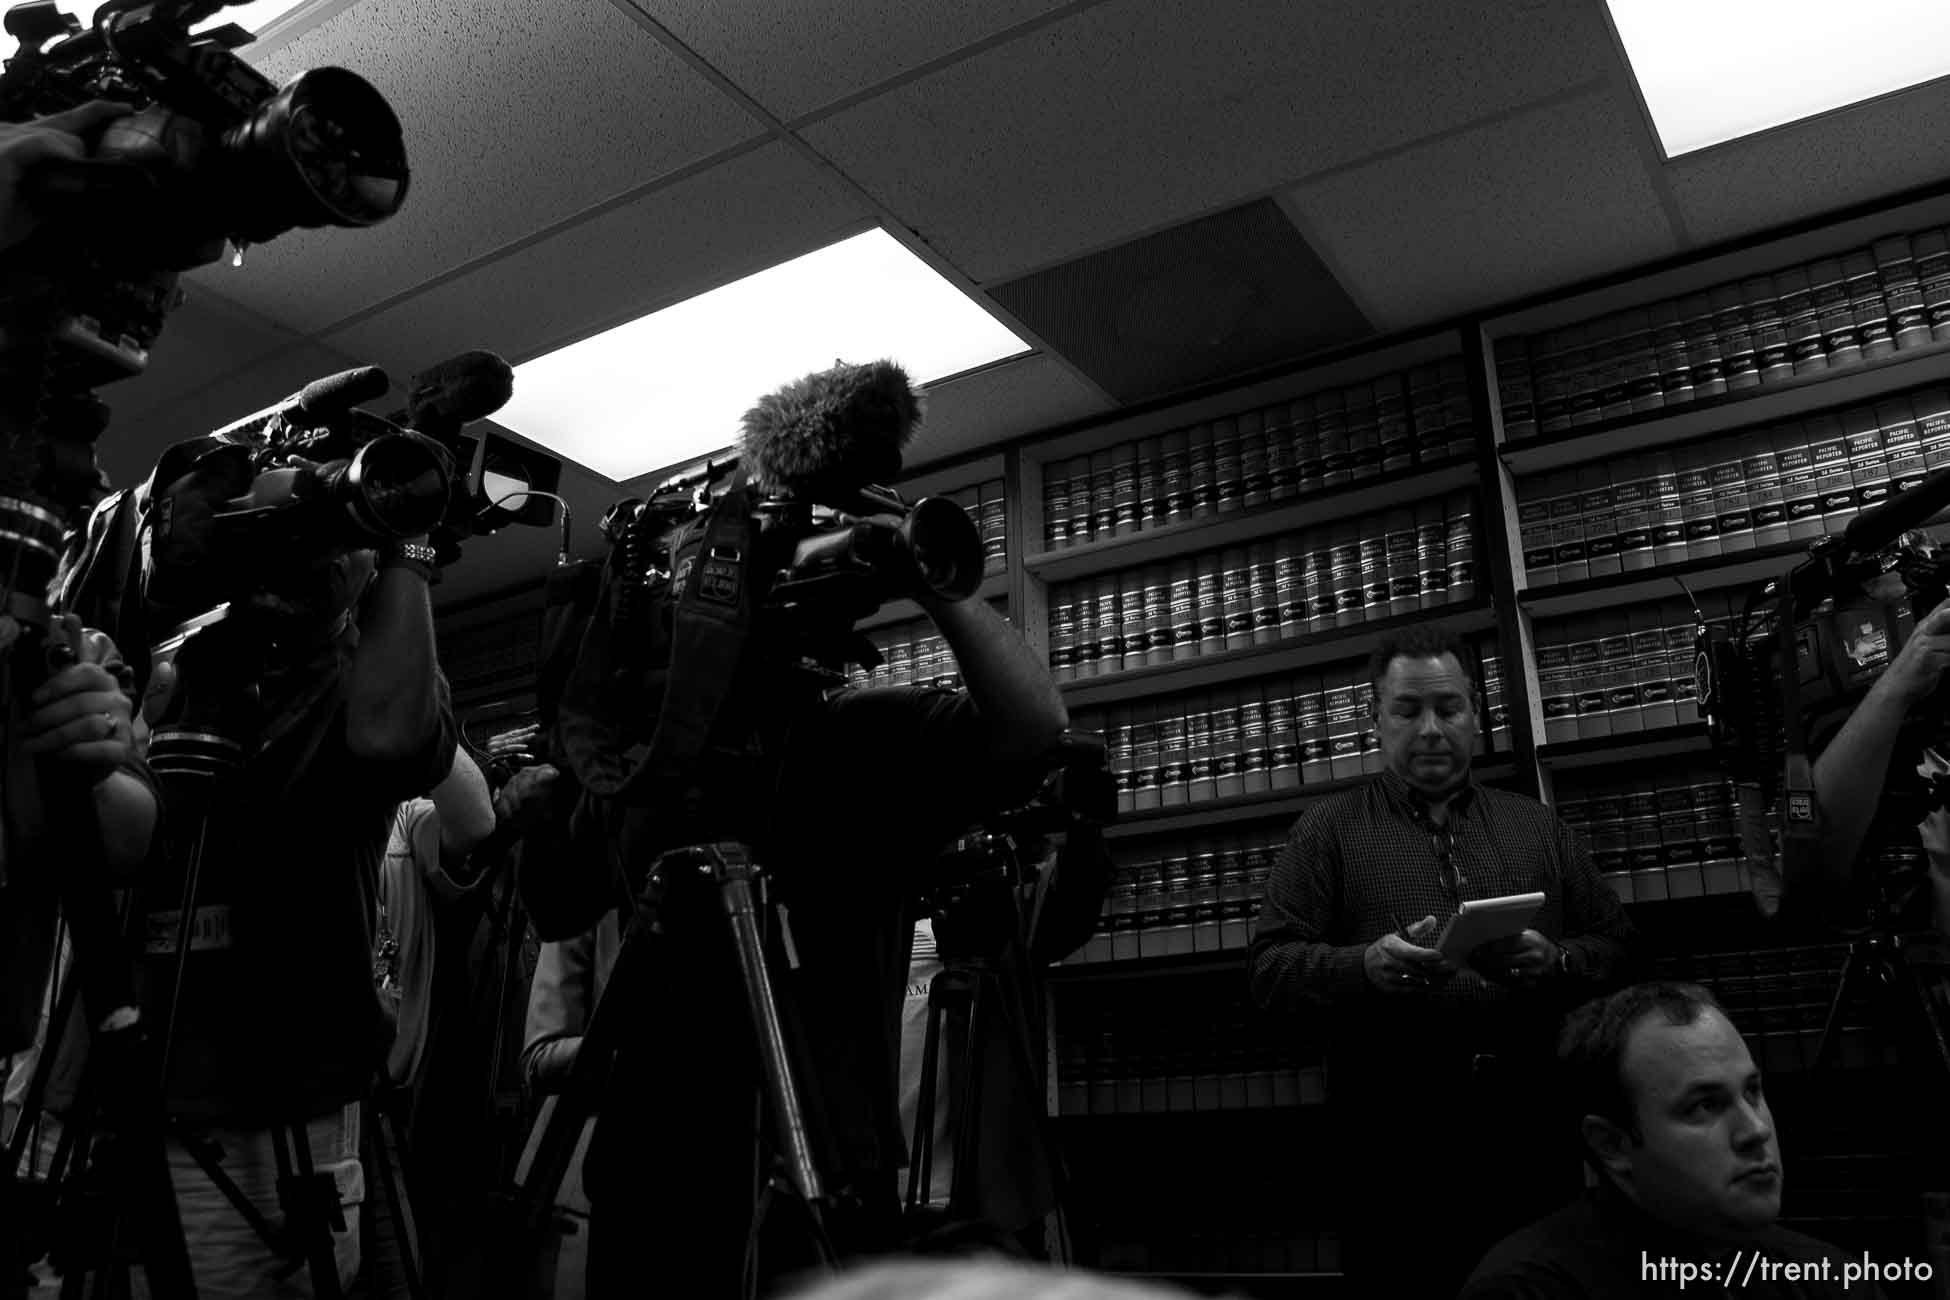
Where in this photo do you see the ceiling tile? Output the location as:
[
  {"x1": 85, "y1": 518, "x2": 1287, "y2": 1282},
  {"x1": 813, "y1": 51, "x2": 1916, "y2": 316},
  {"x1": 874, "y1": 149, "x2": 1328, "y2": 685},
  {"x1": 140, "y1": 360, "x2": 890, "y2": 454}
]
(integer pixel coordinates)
[
  {"x1": 323, "y1": 143, "x2": 872, "y2": 377},
  {"x1": 183, "y1": 0, "x2": 766, "y2": 335},
  {"x1": 627, "y1": 0, "x2": 1079, "y2": 121},
  {"x1": 1285, "y1": 89, "x2": 1678, "y2": 331},
  {"x1": 904, "y1": 353, "x2": 1111, "y2": 469},
  {"x1": 1666, "y1": 81, "x2": 1950, "y2": 247},
  {"x1": 800, "y1": 0, "x2": 1618, "y2": 283},
  {"x1": 98, "y1": 287, "x2": 304, "y2": 433}
]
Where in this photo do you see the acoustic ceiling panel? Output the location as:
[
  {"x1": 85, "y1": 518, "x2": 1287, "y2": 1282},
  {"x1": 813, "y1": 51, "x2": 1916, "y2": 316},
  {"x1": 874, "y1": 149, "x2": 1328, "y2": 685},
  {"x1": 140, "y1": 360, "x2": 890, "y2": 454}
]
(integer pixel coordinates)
[
  {"x1": 324, "y1": 142, "x2": 873, "y2": 380},
  {"x1": 800, "y1": 0, "x2": 1621, "y2": 282},
  {"x1": 186, "y1": 0, "x2": 766, "y2": 335},
  {"x1": 627, "y1": 0, "x2": 1083, "y2": 122},
  {"x1": 987, "y1": 199, "x2": 1371, "y2": 404},
  {"x1": 1284, "y1": 87, "x2": 1679, "y2": 331},
  {"x1": 904, "y1": 352, "x2": 1113, "y2": 468},
  {"x1": 1665, "y1": 78, "x2": 1950, "y2": 246}
]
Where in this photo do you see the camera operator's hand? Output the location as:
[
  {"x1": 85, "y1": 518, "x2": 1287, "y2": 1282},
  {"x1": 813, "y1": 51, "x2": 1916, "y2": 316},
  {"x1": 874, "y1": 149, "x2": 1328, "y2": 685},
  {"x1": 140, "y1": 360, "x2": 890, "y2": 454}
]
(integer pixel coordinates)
[
  {"x1": 0, "y1": 102, "x2": 132, "y2": 253},
  {"x1": 493, "y1": 762, "x2": 560, "y2": 834},
  {"x1": 22, "y1": 615, "x2": 139, "y2": 784},
  {"x1": 1363, "y1": 915, "x2": 1456, "y2": 993},
  {"x1": 486, "y1": 722, "x2": 542, "y2": 762},
  {"x1": 1884, "y1": 596, "x2": 1950, "y2": 709}
]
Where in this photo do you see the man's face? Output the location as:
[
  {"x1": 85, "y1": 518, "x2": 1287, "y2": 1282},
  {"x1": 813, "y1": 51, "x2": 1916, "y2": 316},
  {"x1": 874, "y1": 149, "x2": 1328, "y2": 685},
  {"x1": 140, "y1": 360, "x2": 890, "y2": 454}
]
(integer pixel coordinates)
[
  {"x1": 1372, "y1": 652, "x2": 1476, "y2": 796},
  {"x1": 1606, "y1": 1008, "x2": 1783, "y2": 1239}
]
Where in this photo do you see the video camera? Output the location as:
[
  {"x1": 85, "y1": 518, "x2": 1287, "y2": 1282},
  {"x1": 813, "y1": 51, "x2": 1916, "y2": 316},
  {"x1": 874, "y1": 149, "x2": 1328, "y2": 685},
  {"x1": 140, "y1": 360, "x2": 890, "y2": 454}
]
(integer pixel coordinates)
[{"x1": 1700, "y1": 461, "x2": 1950, "y2": 923}]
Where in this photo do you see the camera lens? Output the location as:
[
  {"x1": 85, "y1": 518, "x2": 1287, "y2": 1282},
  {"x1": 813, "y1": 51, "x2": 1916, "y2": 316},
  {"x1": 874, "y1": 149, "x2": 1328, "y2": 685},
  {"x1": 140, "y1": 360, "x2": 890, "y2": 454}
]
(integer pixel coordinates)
[
  {"x1": 221, "y1": 67, "x2": 408, "y2": 242},
  {"x1": 338, "y1": 435, "x2": 448, "y2": 541},
  {"x1": 903, "y1": 496, "x2": 984, "y2": 602}
]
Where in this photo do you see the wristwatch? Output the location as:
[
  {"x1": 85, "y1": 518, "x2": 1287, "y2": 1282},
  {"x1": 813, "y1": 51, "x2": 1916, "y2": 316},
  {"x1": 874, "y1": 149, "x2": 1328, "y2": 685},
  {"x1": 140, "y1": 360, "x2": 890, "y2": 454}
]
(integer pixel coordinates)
[
  {"x1": 1553, "y1": 943, "x2": 1571, "y2": 979},
  {"x1": 380, "y1": 540, "x2": 441, "y2": 584}
]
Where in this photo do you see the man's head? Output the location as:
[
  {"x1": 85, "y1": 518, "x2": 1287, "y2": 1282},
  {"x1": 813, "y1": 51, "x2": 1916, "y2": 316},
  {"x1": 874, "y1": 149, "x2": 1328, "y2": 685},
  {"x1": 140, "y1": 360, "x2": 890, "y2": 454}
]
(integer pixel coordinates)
[
  {"x1": 1560, "y1": 983, "x2": 1782, "y2": 1240},
  {"x1": 1367, "y1": 625, "x2": 1477, "y2": 796}
]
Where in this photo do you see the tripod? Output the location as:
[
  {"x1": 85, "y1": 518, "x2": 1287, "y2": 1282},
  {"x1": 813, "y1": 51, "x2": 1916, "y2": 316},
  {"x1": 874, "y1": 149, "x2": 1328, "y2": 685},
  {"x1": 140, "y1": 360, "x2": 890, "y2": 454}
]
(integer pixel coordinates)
[
  {"x1": 497, "y1": 841, "x2": 839, "y2": 1298},
  {"x1": 1810, "y1": 925, "x2": 1950, "y2": 1077}
]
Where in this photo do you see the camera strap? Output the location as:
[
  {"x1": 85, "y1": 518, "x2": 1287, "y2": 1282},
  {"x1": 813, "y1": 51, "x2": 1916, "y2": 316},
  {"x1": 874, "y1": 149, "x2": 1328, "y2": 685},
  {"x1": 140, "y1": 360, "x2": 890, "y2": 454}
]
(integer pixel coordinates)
[{"x1": 1777, "y1": 589, "x2": 1823, "y2": 874}]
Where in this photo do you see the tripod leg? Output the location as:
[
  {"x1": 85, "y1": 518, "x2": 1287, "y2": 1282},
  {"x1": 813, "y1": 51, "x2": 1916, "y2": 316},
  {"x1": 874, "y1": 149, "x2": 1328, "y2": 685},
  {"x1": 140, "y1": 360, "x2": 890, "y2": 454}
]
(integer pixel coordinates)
[
  {"x1": 367, "y1": 1101, "x2": 425, "y2": 1300},
  {"x1": 272, "y1": 1122, "x2": 343, "y2": 1300},
  {"x1": 1812, "y1": 944, "x2": 1866, "y2": 1073},
  {"x1": 904, "y1": 986, "x2": 945, "y2": 1214}
]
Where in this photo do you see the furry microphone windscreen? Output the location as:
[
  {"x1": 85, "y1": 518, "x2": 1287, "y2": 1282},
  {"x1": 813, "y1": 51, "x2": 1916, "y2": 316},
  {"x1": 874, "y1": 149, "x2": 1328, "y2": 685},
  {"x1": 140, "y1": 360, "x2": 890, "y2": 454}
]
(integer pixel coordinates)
[{"x1": 737, "y1": 359, "x2": 924, "y2": 499}]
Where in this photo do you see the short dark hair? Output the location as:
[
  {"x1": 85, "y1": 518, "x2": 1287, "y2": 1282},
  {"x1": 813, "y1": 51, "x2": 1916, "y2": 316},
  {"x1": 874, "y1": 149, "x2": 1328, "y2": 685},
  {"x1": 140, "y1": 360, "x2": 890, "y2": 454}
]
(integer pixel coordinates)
[
  {"x1": 1367, "y1": 624, "x2": 1476, "y2": 697},
  {"x1": 1558, "y1": 981, "x2": 1726, "y2": 1148}
]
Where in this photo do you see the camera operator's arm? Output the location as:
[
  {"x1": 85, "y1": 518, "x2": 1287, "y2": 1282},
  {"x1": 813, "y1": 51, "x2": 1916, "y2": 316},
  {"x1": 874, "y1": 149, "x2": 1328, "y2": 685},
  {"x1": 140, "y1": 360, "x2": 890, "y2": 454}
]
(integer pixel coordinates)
[
  {"x1": 23, "y1": 620, "x2": 154, "y2": 873},
  {"x1": 429, "y1": 746, "x2": 495, "y2": 867},
  {"x1": 918, "y1": 594, "x2": 1068, "y2": 764},
  {"x1": 1807, "y1": 598, "x2": 1950, "y2": 899},
  {"x1": 345, "y1": 539, "x2": 444, "y2": 764},
  {"x1": 0, "y1": 102, "x2": 130, "y2": 253}
]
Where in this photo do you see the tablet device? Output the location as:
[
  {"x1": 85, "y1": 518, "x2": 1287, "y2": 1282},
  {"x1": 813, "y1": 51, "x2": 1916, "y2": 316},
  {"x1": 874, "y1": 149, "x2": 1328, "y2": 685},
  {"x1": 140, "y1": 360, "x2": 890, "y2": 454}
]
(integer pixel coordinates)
[{"x1": 1435, "y1": 891, "x2": 1545, "y2": 964}]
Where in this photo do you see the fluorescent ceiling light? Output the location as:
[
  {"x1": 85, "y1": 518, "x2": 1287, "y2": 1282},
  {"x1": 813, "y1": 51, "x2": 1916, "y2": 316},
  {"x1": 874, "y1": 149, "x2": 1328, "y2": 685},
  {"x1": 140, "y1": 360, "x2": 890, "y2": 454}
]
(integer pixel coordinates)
[
  {"x1": 496, "y1": 228, "x2": 1032, "y2": 484},
  {"x1": 1, "y1": 1, "x2": 320, "y2": 62},
  {"x1": 1606, "y1": 0, "x2": 1950, "y2": 157}
]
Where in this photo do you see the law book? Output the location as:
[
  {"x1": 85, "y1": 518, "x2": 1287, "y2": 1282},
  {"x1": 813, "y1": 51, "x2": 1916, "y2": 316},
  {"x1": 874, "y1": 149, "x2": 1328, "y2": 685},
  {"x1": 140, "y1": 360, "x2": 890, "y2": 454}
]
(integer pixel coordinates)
[
  {"x1": 1676, "y1": 441, "x2": 1722, "y2": 561},
  {"x1": 1049, "y1": 589, "x2": 1078, "y2": 682},
  {"x1": 1196, "y1": 552, "x2": 1225, "y2": 657},
  {"x1": 1630, "y1": 601, "x2": 1676, "y2": 729},
  {"x1": 1536, "y1": 633, "x2": 1578, "y2": 744},
  {"x1": 1569, "y1": 617, "x2": 1611, "y2": 740},
  {"x1": 1914, "y1": 227, "x2": 1950, "y2": 342},
  {"x1": 1358, "y1": 700, "x2": 1384, "y2": 775},
  {"x1": 1096, "y1": 575, "x2": 1126, "y2": 677},
  {"x1": 1385, "y1": 508, "x2": 1420, "y2": 617},
  {"x1": 1549, "y1": 471, "x2": 1590, "y2": 584},
  {"x1": 1494, "y1": 336, "x2": 1538, "y2": 439},
  {"x1": 1878, "y1": 397, "x2": 1927, "y2": 498},
  {"x1": 1810, "y1": 255, "x2": 1859, "y2": 366},
  {"x1": 1806, "y1": 413, "x2": 1857, "y2": 532},
  {"x1": 1359, "y1": 521, "x2": 1391, "y2": 620},
  {"x1": 1623, "y1": 307, "x2": 1664, "y2": 414},
  {"x1": 1220, "y1": 546, "x2": 1253, "y2": 652},
  {"x1": 1142, "y1": 565, "x2": 1172, "y2": 667},
  {"x1": 1445, "y1": 491, "x2": 1478, "y2": 604},
  {"x1": 1742, "y1": 431, "x2": 1788, "y2": 548},
  {"x1": 1439, "y1": 357, "x2": 1477, "y2": 460},
  {"x1": 1213, "y1": 416, "x2": 1244, "y2": 513},
  {"x1": 1710, "y1": 283, "x2": 1761, "y2": 390},
  {"x1": 1681, "y1": 292, "x2": 1728, "y2": 399},
  {"x1": 1100, "y1": 707, "x2": 1131, "y2": 816},
  {"x1": 1069, "y1": 585, "x2": 1101, "y2": 680},
  {"x1": 1579, "y1": 461, "x2": 1620, "y2": 578},
  {"x1": 1776, "y1": 265, "x2": 1826, "y2": 377},
  {"x1": 1168, "y1": 559, "x2": 1199, "y2": 663},
  {"x1": 1916, "y1": 386, "x2": 1950, "y2": 475},
  {"x1": 1842, "y1": 404, "x2": 1892, "y2": 515},
  {"x1": 1329, "y1": 522, "x2": 1365, "y2": 628},
  {"x1": 1087, "y1": 448, "x2": 1116, "y2": 541},
  {"x1": 1296, "y1": 676, "x2": 1331, "y2": 784},
  {"x1": 1325, "y1": 672, "x2": 1364, "y2": 780},
  {"x1": 1138, "y1": 440, "x2": 1162, "y2": 530},
  {"x1": 1594, "y1": 314, "x2": 1633, "y2": 420},
  {"x1": 1239, "y1": 691, "x2": 1270, "y2": 796},
  {"x1": 1373, "y1": 372, "x2": 1415, "y2": 474},
  {"x1": 1188, "y1": 702, "x2": 1218, "y2": 803},
  {"x1": 979, "y1": 479, "x2": 1007, "y2": 571},
  {"x1": 884, "y1": 638, "x2": 912, "y2": 687},
  {"x1": 1653, "y1": 774, "x2": 1700, "y2": 873},
  {"x1": 1316, "y1": 388, "x2": 1351, "y2": 488},
  {"x1": 1159, "y1": 708, "x2": 1190, "y2": 807},
  {"x1": 1229, "y1": 411, "x2": 1265, "y2": 512},
  {"x1": 1188, "y1": 422, "x2": 1217, "y2": 519},
  {"x1": 1746, "y1": 275, "x2": 1791, "y2": 385},
  {"x1": 1262, "y1": 403, "x2": 1297, "y2": 502},
  {"x1": 1666, "y1": 600, "x2": 1701, "y2": 726},
  {"x1": 1129, "y1": 703, "x2": 1162, "y2": 813},
  {"x1": 1622, "y1": 782, "x2": 1664, "y2": 884},
  {"x1": 1265, "y1": 681, "x2": 1300, "y2": 790},
  {"x1": 1874, "y1": 236, "x2": 1929, "y2": 351},
  {"x1": 1120, "y1": 569, "x2": 1149, "y2": 672},
  {"x1": 1599, "y1": 610, "x2": 1640, "y2": 734},
  {"x1": 1708, "y1": 437, "x2": 1754, "y2": 555},
  {"x1": 1162, "y1": 430, "x2": 1192, "y2": 526},
  {"x1": 1479, "y1": 645, "x2": 1510, "y2": 750},
  {"x1": 1771, "y1": 423, "x2": 1822, "y2": 541},
  {"x1": 1246, "y1": 541, "x2": 1279, "y2": 647},
  {"x1": 1291, "y1": 394, "x2": 1325, "y2": 495},
  {"x1": 1275, "y1": 536, "x2": 1304, "y2": 639},
  {"x1": 1043, "y1": 460, "x2": 1071, "y2": 551},
  {"x1": 1346, "y1": 382, "x2": 1382, "y2": 485},
  {"x1": 1066, "y1": 455, "x2": 1095, "y2": 544},
  {"x1": 1304, "y1": 540, "x2": 1337, "y2": 633},
  {"x1": 1649, "y1": 300, "x2": 1693, "y2": 407},
  {"x1": 1518, "y1": 474, "x2": 1557, "y2": 582},
  {"x1": 1416, "y1": 500, "x2": 1452, "y2": 607},
  {"x1": 1612, "y1": 456, "x2": 1654, "y2": 572},
  {"x1": 1560, "y1": 330, "x2": 1598, "y2": 425},
  {"x1": 1533, "y1": 332, "x2": 1572, "y2": 436},
  {"x1": 1845, "y1": 248, "x2": 1896, "y2": 361},
  {"x1": 1586, "y1": 781, "x2": 1629, "y2": 877}
]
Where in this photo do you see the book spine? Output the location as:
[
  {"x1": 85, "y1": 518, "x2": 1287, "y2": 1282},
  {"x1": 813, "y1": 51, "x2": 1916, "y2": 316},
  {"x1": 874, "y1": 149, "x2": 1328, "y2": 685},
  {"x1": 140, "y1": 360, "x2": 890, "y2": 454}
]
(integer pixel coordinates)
[
  {"x1": 1842, "y1": 404, "x2": 1892, "y2": 516},
  {"x1": 1159, "y1": 708, "x2": 1190, "y2": 807},
  {"x1": 1495, "y1": 337, "x2": 1538, "y2": 439},
  {"x1": 1131, "y1": 702, "x2": 1162, "y2": 812},
  {"x1": 1329, "y1": 523, "x2": 1365, "y2": 628},
  {"x1": 1266, "y1": 681, "x2": 1300, "y2": 790},
  {"x1": 1612, "y1": 456, "x2": 1654, "y2": 572},
  {"x1": 1600, "y1": 611, "x2": 1640, "y2": 734},
  {"x1": 1197, "y1": 552, "x2": 1225, "y2": 657},
  {"x1": 1917, "y1": 386, "x2": 1950, "y2": 474},
  {"x1": 1359, "y1": 520, "x2": 1392, "y2": 621},
  {"x1": 1746, "y1": 275, "x2": 1791, "y2": 385},
  {"x1": 1190, "y1": 699, "x2": 1220, "y2": 803},
  {"x1": 1324, "y1": 673, "x2": 1363, "y2": 780},
  {"x1": 1711, "y1": 283, "x2": 1761, "y2": 390},
  {"x1": 1222, "y1": 546, "x2": 1254, "y2": 652},
  {"x1": 1595, "y1": 314, "x2": 1633, "y2": 420},
  {"x1": 1681, "y1": 293, "x2": 1727, "y2": 398},
  {"x1": 1709, "y1": 438, "x2": 1754, "y2": 554},
  {"x1": 1249, "y1": 540, "x2": 1281, "y2": 648},
  {"x1": 1375, "y1": 372, "x2": 1415, "y2": 473},
  {"x1": 1677, "y1": 442, "x2": 1722, "y2": 561},
  {"x1": 1304, "y1": 541, "x2": 1337, "y2": 634},
  {"x1": 1648, "y1": 448, "x2": 1687, "y2": 566},
  {"x1": 1570, "y1": 616, "x2": 1611, "y2": 740},
  {"x1": 1213, "y1": 417, "x2": 1244, "y2": 513},
  {"x1": 1049, "y1": 588, "x2": 1078, "y2": 682},
  {"x1": 1043, "y1": 461, "x2": 1070, "y2": 551},
  {"x1": 1811, "y1": 255, "x2": 1859, "y2": 367},
  {"x1": 1089, "y1": 448, "x2": 1116, "y2": 541},
  {"x1": 1239, "y1": 409, "x2": 1270, "y2": 510},
  {"x1": 1445, "y1": 491, "x2": 1478, "y2": 604},
  {"x1": 1410, "y1": 365, "x2": 1452, "y2": 460},
  {"x1": 1316, "y1": 390, "x2": 1351, "y2": 489},
  {"x1": 1162, "y1": 433, "x2": 1192, "y2": 527},
  {"x1": 1264, "y1": 403, "x2": 1297, "y2": 502},
  {"x1": 1623, "y1": 307, "x2": 1663, "y2": 414},
  {"x1": 1143, "y1": 564, "x2": 1172, "y2": 668},
  {"x1": 1778, "y1": 265, "x2": 1827, "y2": 377},
  {"x1": 1580, "y1": 461, "x2": 1620, "y2": 579},
  {"x1": 1875, "y1": 235, "x2": 1930, "y2": 351},
  {"x1": 1345, "y1": 383, "x2": 1381, "y2": 484},
  {"x1": 1806, "y1": 413, "x2": 1858, "y2": 533},
  {"x1": 1846, "y1": 248, "x2": 1895, "y2": 360},
  {"x1": 1537, "y1": 633, "x2": 1577, "y2": 744},
  {"x1": 1291, "y1": 396, "x2": 1325, "y2": 495},
  {"x1": 1169, "y1": 559, "x2": 1199, "y2": 663},
  {"x1": 1135, "y1": 437, "x2": 1163, "y2": 531},
  {"x1": 1385, "y1": 508, "x2": 1420, "y2": 617},
  {"x1": 1188, "y1": 423, "x2": 1217, "y2": 518},
  {"x1": 1773, "y1": 425, "x2": 1824, "y2": 541},
  {"x1": 1667, "y1": 602, "x2": 1700, "y2": 726},
  {"x1": 1914, "y1": 227, "x2": 1950, "y2": 342},
  {"x1": 1650, "y1": 300, "x2": 1694, "y2": 407},
  {"x1": 1275, "y1": 536, "x2": 1304, "y2": 639},
  {"x1": 1439, "y1": 358, "x2": 1477, "y2": 460},
  {"x1": 1416, "y1": 500, "x2": 1451, "y2": 608},
  {"x1": 1239, "y1": 690, "x2": 1270, "y2": 796},
  {"x1": 1296, "y1": 677, "x2": 1331, "y2": 784},
  {"x1": 1533, "y1": 334, "x2": 1572, "y2": 436},
  {"x1": 1743, "y1": 431, "x2": 1787, "y2": 549},
  {"x1": 1518, "y1": 474, "x2": 1556, "y2": 583},
  {"x1": 1631, "y1": 603, "x2": 1676, "y2": 730},
  {"x1": 1120, "y1": 569, "x2": 1149, "y2": 672},
  {"x1": 978, "y1": 480, "x2": 1007, "y2": 572},
  {"x1": 1879, "y1": 397, "x2": 1927, "y2": 498},
  {"x1": 1066, "y1": 455, "x2": 1095, "y2": 544},
  {"x1": 1096, "y1": 575, "x2": 1125, "y2": 677},
  {"x1": 1549, "y1": 473, "x2": 1590, "y2": 584}
]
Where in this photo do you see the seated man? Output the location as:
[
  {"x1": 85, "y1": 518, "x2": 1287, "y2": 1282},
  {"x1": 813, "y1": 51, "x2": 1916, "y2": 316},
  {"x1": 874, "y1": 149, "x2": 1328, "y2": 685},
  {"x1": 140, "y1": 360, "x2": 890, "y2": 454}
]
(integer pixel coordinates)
[{"x1": 1461, "y1": 982, "x2": 1882, "y2": 1299}]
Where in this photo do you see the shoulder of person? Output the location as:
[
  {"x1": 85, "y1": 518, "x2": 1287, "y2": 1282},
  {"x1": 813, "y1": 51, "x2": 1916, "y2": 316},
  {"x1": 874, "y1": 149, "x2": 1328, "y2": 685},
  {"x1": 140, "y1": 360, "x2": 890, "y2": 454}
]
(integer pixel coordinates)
[{"x1": 1458, "y1": 1217, "x2": 1590, "y2": 1298}]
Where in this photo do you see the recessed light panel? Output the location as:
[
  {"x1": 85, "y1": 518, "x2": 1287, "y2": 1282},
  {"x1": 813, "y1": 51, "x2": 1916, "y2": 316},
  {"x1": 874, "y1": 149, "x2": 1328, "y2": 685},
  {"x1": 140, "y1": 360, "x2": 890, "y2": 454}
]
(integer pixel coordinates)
[
  {"x1": 1, "y1": 1, "x2": 320, "y2": 61},
  {"x1": 495, "y1": 228, "x2": 1031, "y2": 484},
  {"x1": 1607, "y1": 0, "x2": 1950, "y2": 158}
]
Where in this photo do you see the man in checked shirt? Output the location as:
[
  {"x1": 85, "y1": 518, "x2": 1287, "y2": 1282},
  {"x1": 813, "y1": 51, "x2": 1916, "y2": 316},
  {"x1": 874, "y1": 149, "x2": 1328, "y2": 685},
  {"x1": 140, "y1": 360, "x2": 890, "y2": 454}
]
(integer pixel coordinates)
[{"x1": 1248, "y1": 624, "x2": 1638, "y2": 1299}]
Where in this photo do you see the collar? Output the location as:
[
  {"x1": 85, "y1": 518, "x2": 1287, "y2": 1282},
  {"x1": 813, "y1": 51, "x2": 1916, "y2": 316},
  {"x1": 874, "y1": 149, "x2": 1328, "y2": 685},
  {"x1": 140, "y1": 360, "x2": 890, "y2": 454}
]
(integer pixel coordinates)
[{"x1": 1378, "y1": 766, "x2": 1479, "y2": 824}]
